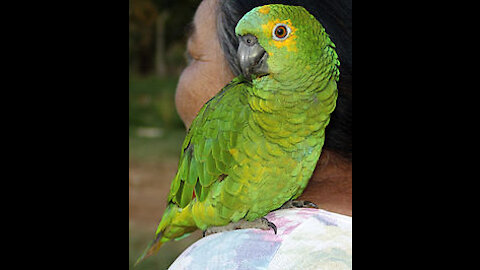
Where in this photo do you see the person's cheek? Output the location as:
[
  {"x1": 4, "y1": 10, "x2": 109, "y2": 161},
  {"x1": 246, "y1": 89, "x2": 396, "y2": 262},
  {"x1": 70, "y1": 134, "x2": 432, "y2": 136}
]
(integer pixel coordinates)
[
  {"x1": 175, "y1": 64, "x2": 198, "y2": 129},
  {"x1": 175, "y1": 62, "x2": 221, "y2": 129}
]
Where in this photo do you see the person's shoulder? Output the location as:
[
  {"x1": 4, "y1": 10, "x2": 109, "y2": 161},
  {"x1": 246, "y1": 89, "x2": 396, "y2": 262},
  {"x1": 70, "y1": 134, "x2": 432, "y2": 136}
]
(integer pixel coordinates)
[
  {"x1": 267, "y1": 208, "x2": 352, "y2": 269},
  {"x1": 169, "y1": 208, "x2": 352, "y2": 270}
]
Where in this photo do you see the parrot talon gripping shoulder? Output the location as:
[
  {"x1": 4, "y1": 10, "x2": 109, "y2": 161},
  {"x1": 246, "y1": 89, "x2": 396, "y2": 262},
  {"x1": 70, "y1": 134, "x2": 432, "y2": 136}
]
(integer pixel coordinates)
[
  {"x1": 203, "y1": 217, "x2": 277, "y2": 237},
  {"x1": 279, "y1": 200, "x2": 319, "y2": 210}
]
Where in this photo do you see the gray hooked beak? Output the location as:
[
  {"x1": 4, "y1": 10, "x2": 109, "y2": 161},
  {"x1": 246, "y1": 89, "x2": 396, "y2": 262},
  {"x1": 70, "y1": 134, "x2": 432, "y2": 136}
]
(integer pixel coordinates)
[{"x1": 237, "y1": 34, "x2": 269, "y2": 79}]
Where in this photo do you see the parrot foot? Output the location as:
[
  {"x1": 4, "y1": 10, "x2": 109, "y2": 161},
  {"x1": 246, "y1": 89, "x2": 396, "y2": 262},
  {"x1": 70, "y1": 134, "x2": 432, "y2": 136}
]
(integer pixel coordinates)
[
  {"x1": 203, "y1": 217, "x2": 277, "y2": 237},
  {"x1": 279, "y1": 200, "x2": 319, "y2": 210}
]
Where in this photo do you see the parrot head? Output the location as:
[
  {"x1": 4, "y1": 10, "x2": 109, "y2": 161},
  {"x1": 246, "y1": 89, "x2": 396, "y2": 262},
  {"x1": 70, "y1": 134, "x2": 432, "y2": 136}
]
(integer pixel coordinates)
[{"x1": 235, "y1": 4, "x2": 339, "y2": 82}]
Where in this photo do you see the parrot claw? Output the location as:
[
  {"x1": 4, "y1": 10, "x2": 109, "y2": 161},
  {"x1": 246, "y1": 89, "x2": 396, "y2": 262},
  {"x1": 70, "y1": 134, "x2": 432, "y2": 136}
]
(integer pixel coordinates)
[
  {"x1": 203, "y1": 217, "x2": 277, "y2": 236},
  {"x1": 279, "y1": 200, "x2": 319, "y2": 210},
  {"x1": 262, "y1": 217, "x2": 277, "y2": 234}
]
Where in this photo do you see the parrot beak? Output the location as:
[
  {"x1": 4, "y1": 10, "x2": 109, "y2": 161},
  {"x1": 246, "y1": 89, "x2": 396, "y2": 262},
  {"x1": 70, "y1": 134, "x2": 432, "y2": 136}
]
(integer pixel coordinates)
[{"x1": 237, "y1": 34, "x2": 269, "y2": 79}]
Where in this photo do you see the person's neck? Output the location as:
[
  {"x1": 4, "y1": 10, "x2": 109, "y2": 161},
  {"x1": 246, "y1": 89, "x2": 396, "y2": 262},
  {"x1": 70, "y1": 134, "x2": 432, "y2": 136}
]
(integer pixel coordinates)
[{"x1": 298, "y1": 150, "x2": 352, "y2": 216}]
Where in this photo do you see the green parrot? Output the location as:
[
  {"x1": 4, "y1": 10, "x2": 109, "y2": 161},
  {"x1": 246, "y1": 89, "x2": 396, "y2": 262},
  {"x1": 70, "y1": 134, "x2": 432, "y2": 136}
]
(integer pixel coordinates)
[{"x1": 136, "y1": 4, "x2": 339, "y2": 264}]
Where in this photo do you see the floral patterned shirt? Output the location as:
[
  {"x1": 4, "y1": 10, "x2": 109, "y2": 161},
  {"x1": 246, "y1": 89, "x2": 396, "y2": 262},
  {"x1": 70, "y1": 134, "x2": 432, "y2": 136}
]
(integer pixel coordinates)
[{"x1": 169, "y1": 208, "x2": 352, "y2": 270}]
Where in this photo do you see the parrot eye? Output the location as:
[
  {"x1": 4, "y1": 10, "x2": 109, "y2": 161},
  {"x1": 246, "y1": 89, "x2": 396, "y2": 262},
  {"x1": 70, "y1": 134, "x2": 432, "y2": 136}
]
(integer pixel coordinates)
[{"x1": 272, "y1": 24, "x2": 290, "y2": 41}]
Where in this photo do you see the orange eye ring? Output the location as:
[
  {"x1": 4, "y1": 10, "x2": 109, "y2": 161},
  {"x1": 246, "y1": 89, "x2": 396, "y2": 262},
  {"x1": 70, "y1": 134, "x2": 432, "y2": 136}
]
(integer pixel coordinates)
[{"x1": 272, "y1": 24, "x2": 290, "y2": 40}]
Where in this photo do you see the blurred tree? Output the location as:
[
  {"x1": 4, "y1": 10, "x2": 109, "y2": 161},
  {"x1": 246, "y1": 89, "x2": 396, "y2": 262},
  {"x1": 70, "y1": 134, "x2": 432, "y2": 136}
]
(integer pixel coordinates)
[
  {"x1": 130, "y1": 0, "x2": 158, "y2": 74},
  {"x1": 130, "y1": 0, "x2": 198, "y2": 76},
  {"x1": 155, "y1": 10, "x2": 168, "y2": 77}
]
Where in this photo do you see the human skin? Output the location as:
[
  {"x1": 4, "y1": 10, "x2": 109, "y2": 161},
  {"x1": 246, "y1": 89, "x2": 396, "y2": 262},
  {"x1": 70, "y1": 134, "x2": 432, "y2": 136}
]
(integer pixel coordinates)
[{"x1": 175, "y1": 0, "x2": 352, "y2": 217}]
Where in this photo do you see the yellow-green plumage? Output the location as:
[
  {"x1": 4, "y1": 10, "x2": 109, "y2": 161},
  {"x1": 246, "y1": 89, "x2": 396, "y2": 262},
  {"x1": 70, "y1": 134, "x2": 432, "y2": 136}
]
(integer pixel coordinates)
[{"x1": 136, "y1": 4, "x2": 339, "y2": 264}]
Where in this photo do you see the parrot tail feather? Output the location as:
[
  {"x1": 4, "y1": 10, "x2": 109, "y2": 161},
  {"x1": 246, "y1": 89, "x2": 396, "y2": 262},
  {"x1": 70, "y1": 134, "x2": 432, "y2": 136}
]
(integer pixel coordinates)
[{"x1": 134, "y1": 232, "x2": 164, "y2": 267}]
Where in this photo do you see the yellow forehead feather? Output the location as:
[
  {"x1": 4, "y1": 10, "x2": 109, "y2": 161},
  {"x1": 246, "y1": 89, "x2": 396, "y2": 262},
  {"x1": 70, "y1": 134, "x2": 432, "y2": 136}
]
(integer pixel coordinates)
[{"x1": 258, "y1": 5, "x2": 270, "y2": 14}]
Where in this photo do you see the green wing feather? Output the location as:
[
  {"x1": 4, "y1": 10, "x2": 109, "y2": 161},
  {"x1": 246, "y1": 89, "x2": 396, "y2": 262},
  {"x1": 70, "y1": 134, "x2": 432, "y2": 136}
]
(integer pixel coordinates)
[{"x1": 167, "y1": 76, "x2": 248, "y2": 208}]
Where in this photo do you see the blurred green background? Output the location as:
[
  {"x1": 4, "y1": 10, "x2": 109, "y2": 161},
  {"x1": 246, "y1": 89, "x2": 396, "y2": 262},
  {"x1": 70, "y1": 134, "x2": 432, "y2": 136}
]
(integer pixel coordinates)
[{"x1": 129, "y1": 1, "x2": 202, "y2": 269}]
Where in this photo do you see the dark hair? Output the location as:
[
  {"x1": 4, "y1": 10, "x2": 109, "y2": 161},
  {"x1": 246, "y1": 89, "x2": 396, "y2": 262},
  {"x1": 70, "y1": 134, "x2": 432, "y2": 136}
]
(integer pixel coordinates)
[{"x1": 217, "y1": 0, "x2": 352, "y2": 159}]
